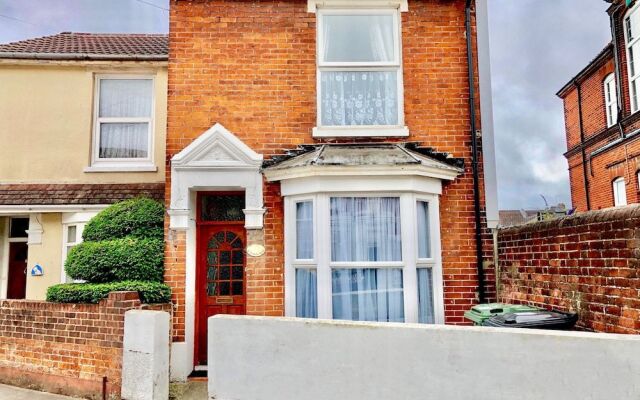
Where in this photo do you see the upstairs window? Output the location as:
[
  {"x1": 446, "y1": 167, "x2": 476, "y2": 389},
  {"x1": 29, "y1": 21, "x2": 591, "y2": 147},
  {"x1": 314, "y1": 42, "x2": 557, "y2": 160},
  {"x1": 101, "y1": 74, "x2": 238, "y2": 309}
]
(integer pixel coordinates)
[
  {"x1": 625, "y1": 7, "x2": 640, "y2": 113},
  {"x1": 91, "y1": 75, "x2": 155, "y2": 170},
  {"x1": 315, "y1": 8, "x2": 406, "y2": 137},
  {"x1": 613, "y1": 177, "x2": 627, "y2": 207},
  {"x1": 604, "y1": 74, "x2": 618, "y2": 127}
]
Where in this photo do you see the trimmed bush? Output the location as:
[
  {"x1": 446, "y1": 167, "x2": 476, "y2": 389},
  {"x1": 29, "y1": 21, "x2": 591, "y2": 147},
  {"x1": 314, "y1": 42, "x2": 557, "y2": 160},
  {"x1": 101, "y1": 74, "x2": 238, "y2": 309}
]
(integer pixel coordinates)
[
  {"x1": 82, "y1": 197, "x2": 164, "y2": 242},
  {"x1": 65, "y1": 237, "x2": 164, "y2": 283},
  {"x1": 47, "y1": 281, "x2": 171, "y2": 304}
]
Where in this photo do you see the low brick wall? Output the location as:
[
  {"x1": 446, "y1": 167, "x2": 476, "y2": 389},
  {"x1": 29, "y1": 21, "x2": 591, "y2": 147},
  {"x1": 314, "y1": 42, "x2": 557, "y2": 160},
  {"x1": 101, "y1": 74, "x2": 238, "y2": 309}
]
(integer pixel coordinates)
[
  {"x1": 498, "y1": 205, "x2": 640, "y2": 334},
  {"x1": 0, "y1": 291, "x2": 172, "y2": 399}
]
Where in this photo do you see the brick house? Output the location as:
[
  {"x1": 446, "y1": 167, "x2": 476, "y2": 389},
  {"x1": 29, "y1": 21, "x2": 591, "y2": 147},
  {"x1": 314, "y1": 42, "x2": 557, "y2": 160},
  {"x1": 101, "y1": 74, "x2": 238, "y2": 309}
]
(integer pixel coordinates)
[
  {"x1": 559, "y1": 0, "x2": 640, "y2": 211},
  {"x1": 0, "y1": 33, "x2": 167, "y2": 300},
  {"x1": 165, "y1": 0, "x2": 498, "y2": 379}
]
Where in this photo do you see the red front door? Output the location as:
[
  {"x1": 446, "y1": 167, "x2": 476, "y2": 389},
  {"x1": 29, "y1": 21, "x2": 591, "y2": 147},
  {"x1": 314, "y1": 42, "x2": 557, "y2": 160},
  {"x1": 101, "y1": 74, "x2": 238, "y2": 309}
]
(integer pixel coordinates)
[
  {"x1": 195, "y1": 224, "x2": 246, "y2": 366},
  {"x1": 7, "y1": 242, "x2": 28, "y2": 299}
]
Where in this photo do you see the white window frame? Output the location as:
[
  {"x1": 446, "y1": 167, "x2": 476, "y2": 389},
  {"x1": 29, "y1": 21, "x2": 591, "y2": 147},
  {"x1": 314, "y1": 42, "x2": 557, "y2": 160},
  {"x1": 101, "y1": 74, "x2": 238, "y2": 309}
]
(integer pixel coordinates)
[
  {"x1": 60, "y1": 222, "x2": 86, "y2": 283},
  {"x1": 613, "y1": 177, "x2": 627, "y2": 207},
  {"x1": 625, "y1": 5, "x2": 640, "y2": 113},
  {"x1": 87, "y1": 74, "x2": 156, "y2": 172},
  {"x1": 284, "y1": 192, "x2": 444, "y2": 324},
  {"x1": 313, "y1": 7, "x2": 408, "y2": 138},
  {"x1": 604, "y1": 73, "x2": 618, "y2": 128}
]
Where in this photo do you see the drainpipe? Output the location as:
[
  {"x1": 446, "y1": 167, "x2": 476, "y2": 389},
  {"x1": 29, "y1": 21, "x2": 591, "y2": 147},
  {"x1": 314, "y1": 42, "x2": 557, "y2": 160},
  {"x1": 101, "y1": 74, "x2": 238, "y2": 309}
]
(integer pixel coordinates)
[
  {"x1": 574, "y1": 79, "x2": 592, "y2": 211},
  {"x1": 465, "y1": 0, "x2": 486, "y2": 303}
]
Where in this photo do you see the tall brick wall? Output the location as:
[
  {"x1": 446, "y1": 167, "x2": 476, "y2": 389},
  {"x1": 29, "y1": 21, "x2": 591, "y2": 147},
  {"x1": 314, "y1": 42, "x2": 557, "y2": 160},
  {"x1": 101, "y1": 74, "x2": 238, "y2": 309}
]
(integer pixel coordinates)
[
  {"x1": 0, "y1": 292, "x2": 172, "y2": 399},
  {"x1": 166, "y1": 0, "x2": 495, "y2": 341},
  {"x1": 498, "y1": 206, "x2": 640, "y2": 334}
]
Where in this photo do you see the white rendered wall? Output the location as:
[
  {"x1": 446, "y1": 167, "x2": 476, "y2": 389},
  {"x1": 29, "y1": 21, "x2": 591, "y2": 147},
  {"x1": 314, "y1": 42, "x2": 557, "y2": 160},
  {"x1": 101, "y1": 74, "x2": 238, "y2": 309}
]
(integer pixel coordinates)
[
  {"x1": 209, "y1": 315, "x2": 640, "y2": 400},
  {"x1": 122, "y1": 310, "x2": 170, "y2": 400}
]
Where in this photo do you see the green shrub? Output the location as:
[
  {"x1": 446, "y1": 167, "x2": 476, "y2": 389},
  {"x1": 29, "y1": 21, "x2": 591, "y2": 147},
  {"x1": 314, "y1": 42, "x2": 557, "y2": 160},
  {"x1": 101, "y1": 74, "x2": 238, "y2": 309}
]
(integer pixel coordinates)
[
  {"x1": 46, "y1": 281, "x2": 171, "y2": 304},
  {"x1": 65, "y1": 237, "x2": 164, "y2": 283},
  {"x1": 82, "y1": 197, "x2": 164, "y2": 242}
]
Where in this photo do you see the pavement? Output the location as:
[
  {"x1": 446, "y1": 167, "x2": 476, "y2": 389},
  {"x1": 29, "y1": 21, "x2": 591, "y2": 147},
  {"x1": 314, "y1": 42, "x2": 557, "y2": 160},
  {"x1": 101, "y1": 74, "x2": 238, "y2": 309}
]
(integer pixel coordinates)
[
  {"x1": 170, "y1": 380, "x2": 208, "y2": 400},
  {"x1": 0, "y1": 384, "x2": 74, "y2": 400}
]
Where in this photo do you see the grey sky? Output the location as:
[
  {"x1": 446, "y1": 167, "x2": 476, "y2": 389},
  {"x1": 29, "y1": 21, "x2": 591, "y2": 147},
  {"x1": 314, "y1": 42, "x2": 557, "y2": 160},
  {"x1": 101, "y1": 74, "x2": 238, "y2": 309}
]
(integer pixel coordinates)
[{"x1": 0, "y1": 0, "x2": 613, "y2": 210}]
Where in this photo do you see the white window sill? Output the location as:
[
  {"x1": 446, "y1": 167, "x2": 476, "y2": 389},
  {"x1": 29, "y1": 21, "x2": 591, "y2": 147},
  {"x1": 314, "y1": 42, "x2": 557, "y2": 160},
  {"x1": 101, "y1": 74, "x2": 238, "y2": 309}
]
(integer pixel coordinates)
[
  {"x1": 312, "y1": 126, "x2": 409, "y2": 138},
  {"x1": 84, "y1": 164, "x2": 158, "y2": 173}
]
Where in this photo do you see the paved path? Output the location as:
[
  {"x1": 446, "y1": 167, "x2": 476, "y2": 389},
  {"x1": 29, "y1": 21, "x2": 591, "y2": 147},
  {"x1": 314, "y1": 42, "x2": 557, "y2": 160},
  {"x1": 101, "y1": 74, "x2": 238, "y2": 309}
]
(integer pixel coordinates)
[{"x1": 0, "y1": 384, "x2": 74, "y2": 400}]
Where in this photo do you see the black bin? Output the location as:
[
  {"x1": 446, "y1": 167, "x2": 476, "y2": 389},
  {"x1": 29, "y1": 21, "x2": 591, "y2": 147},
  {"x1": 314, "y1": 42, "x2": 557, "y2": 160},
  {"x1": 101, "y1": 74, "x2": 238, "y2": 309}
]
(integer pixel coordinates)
[{"x1": 483, "y1": 310, "x2": 578, "y2": 330}]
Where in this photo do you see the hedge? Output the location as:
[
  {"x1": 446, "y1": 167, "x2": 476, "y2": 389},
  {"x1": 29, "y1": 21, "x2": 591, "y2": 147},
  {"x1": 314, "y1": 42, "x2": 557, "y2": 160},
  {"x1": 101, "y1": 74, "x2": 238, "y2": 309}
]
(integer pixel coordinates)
[
  {"x1": 65, "y1": 237, "x2": 164, "y2": 283},
  {"x1": 82, "y1": 197, "x2": 164, "y2": 242},
  {"x1": 47, "y1": 281, "x2": 171, "y2": 304}
]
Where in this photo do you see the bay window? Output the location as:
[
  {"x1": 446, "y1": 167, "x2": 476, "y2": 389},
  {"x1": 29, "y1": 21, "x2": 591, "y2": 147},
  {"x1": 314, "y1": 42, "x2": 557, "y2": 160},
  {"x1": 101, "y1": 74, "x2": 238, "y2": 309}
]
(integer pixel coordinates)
[
  {"x1": 315, "y1": 8, "x2": 407, "y2": 137},
  {"x1": 626, "y1": 7, "x2": 640, "y2": 113},
  {"x1": 286, "y1": 193, "x2": 443, "y2": 324},
  {"x1": 89, "y1": 75, "x2": 155, "y2": 170}
]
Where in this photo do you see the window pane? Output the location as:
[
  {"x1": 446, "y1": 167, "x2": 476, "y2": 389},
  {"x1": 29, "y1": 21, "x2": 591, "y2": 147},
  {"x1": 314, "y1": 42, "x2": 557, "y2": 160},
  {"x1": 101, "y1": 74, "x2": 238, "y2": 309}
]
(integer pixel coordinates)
[
  {"x1": 320, "y1": 71, "x2": 399, "y2": 126},
  {"x1": 296, "y1": 269, "x2": 318, "y2": 318},
  {"x1": 417, "y1": 201, "x2": 431, "y2": 259},
  {"x1": 614, "y1": 178, "x2": 627, "y2": 207},
  {"x1": 9, "y1": 218, "x2": 29, "y2": 238},
  {"x1": 67, "y1": 225, "x2": 77, "y2": 244},
  {"x1": 201, "y1": 194, "x2": 245, "y2": 222},
  {"x1": 296, "y1": 201, "x2": 314, "y2": 259},
  {"x1": 332, "y1": 268, "x2": 404, "y2": 322},
  {"x1": 99, "y1": 123, "x2": 149, "y2": 158},
  {"x1": 322, "y1": 14, "x2": 395, "y2": 63},
  {"x1": 330, "y1": 197, "x2": 401, "y2": 262},
  {"x1": 99, "y1": 79, "x2": 152, "y2": 118},
  {"x1": 417, "y1": 268, "x2": 435, "y2": 324}
]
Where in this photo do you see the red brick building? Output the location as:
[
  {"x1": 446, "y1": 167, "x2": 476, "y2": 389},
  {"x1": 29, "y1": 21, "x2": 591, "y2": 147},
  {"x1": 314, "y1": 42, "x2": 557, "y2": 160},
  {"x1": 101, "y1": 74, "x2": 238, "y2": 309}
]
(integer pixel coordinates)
[
  {"x1": 165, "y1": 0, "x2": 498, "y2": 379},
  {"x1": 559, "y1": 0, "x2": 640, "y2": 211}
]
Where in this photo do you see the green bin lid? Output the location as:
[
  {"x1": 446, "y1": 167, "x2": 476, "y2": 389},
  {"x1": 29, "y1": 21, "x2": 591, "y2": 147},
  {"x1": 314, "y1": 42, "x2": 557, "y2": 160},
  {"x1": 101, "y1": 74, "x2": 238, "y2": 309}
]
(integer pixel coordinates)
[{"x1": 464, "y1": 303, "x2": 540, "y2": 324}]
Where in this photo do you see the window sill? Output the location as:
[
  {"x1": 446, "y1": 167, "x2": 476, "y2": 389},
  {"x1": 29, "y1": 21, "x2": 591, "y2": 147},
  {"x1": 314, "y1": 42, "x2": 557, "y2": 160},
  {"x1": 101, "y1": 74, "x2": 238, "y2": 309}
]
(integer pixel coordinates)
[
  {"x1": 312, "y1": 126, "x2": 409, "y2": 138},
  {"x1": 84, "y1": 164, "x2": 158, "y2": 173}
]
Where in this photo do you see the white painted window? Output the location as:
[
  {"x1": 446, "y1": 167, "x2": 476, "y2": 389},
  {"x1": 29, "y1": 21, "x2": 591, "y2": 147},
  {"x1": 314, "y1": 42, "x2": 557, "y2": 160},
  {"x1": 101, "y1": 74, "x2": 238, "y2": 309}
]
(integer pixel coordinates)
[
  {"x1": 604, "y1": 73, "x2": 618, "y2": 127},
  {"x1": 625, "y1": 6, "x2": 640, "y2": 113},
  {"x1": 61, "y1": 223, "x2": 86, "y2": 283},
  {"x1": 90, "y1": 75, "x2": 155, "y2": 170},
  {"x1": 613, "y1": 177, "x2": 627, "y2": 207},
  {"x1": 314, "y1": 8, "x2": 407, "y2": 137},
  {"x1": 286, "y1": 193, "x2": 442, "y2": 324}
]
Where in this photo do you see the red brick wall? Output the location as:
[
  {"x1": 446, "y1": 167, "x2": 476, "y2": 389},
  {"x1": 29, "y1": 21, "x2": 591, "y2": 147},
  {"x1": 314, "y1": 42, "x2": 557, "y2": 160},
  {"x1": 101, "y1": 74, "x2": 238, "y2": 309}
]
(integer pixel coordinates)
[
  {"x1": 498, "y1": 206, "x2": 640, "y2": 334},
  {"x1": 0, "y1": 292, "x2": 172, "y2": 398},
  {"x1": 166, "y1": 0, "x2": 494, "y2": 340}
]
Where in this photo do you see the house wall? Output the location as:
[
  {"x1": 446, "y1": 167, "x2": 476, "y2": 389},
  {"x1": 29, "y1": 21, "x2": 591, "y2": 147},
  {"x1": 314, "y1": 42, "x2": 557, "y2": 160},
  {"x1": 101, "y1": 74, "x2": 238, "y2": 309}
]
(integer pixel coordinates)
[
  {"x1": 208, "y1": 315, "x2": 640, "y2": 400},
  {"x1": 498, "y1": 205, "x2": 640, "y2": 334},
  {"x1": 0, "y1": 291, "x2": 172, "y2": 399},
  {"x1": 24, "y1": 213, "x2": 63, "y2": 300},
  {"x1": 166, "y1": 0, "x2": 495, "y2": 347},
  {"x1": 0, "y1": 60, "x2": 167, "y2": 184}
]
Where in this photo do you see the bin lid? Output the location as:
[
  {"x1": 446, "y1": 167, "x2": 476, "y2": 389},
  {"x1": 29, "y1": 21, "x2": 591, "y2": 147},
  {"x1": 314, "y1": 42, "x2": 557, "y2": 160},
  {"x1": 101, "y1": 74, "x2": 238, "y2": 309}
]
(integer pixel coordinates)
[
  {"x1": 464, "y1": 303, "x2": 540, "y2": 324},
  {"x1": 483, "y1": 311, "x2": 578, "y2": 330}
]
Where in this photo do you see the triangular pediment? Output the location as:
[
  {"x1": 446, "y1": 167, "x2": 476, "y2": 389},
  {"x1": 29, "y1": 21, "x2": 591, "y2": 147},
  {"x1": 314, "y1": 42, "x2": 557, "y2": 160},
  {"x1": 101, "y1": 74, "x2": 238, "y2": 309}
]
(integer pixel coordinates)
[{"x1": 172, "y1": 123, "x2": 263, "y2": 169}]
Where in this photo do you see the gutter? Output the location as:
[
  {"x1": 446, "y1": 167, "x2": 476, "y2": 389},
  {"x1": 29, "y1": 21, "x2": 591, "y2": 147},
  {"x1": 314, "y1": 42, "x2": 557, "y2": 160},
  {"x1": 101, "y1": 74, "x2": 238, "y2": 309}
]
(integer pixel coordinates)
[
  {"x1": 0, "y1": 52, "x2": 168, "y2": 61},
  {"x1": 591, "y1": 128, "x2": 640, "y2": 157},
  {"x1": 465, "y1": 0, "x2": 486, "y2": 303}
]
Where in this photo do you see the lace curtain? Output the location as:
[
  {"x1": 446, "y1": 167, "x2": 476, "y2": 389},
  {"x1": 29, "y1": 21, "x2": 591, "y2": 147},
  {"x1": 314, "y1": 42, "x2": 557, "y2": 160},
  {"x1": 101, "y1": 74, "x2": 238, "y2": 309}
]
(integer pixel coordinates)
[
  {"x1": 98, "y1": 79, "x2": 152, "y2": 159},
  {"x1": 296, "y1": 269, "x2": 318, "y2": 318}
]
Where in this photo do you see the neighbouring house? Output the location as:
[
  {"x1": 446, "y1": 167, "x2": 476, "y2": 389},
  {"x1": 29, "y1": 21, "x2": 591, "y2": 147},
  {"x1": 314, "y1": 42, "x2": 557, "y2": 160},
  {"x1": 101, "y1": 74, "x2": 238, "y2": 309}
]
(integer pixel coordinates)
[
  {"x1": 498, "y1": 204, "x2": 568, "y2": 227},
  {"x1": 165, "y1": 0, "x2": 499, "y2": 379},
  {"x1": 0, "y1": 32, "x2": 167, "y2": 300},
  {"x1": 559, "y1": 0, "x2": 640, "y2": 211}
]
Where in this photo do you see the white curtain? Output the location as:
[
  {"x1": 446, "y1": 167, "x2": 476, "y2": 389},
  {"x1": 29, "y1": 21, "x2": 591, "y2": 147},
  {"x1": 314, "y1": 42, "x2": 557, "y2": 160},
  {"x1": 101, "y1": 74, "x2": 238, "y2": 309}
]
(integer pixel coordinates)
[
  {"x1": 417, "y1": 201, "x2": 431, "y2": 259},
  {"x1": 296, "y1": 269, "x2": 317, "y2": 318},
  {"x1": 332, "y1": 268, "x2": 404, "y2": 322},
  {"x1": 296, "y1": 201, "x2": 314, "y2": 259},
  {"x1": 320, "y1": 71, "x2": 398, "y2": 126},
  {"x1": 98, "y1": 79, "x2": 152, "y2": 159},
  {"x1": 330, "y1": 197, "x2": 402, "y2": 262},
  {"x1": 417, "y1": 268, "x2": 435, "y2": 324}
]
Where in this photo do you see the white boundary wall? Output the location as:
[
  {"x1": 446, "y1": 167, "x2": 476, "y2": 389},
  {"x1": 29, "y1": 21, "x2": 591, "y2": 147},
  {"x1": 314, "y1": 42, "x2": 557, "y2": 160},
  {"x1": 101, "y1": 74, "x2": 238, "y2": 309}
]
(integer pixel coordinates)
[{"x1": 209, "y1": 315, "x2": 640, "y2": 400}]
